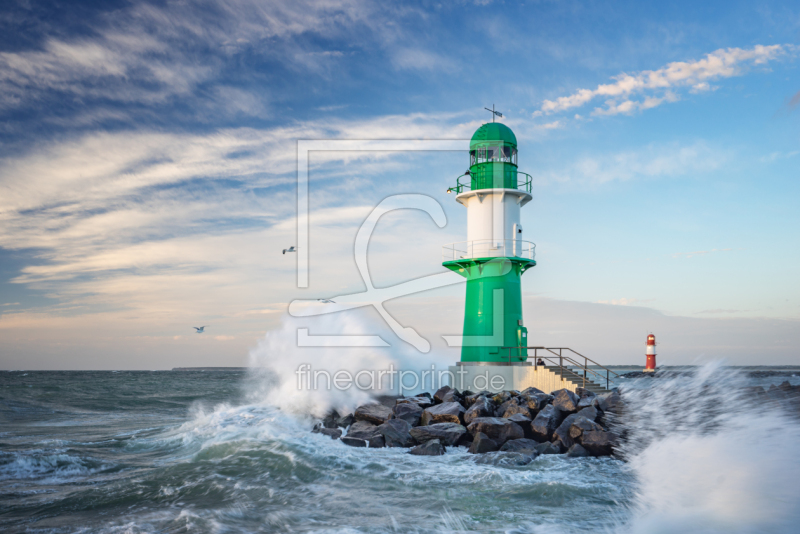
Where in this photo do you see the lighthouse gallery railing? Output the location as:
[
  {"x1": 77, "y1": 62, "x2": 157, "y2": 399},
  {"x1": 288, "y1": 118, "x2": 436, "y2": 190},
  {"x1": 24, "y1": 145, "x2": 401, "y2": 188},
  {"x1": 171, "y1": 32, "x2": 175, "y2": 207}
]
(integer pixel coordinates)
[
  {"x1": 447, "y1": 171, "x2": 533, "y2": 195},
  {"x1": 442, "y1": 239, "x2": 536, "y2": 262}
]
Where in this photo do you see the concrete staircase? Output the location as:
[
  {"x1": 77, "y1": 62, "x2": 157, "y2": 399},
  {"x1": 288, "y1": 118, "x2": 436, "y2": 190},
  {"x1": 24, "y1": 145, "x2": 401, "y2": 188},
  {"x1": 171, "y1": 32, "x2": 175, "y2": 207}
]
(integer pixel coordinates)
[{"x1": 544, "y1": 366, "x2": 612, "y2": 395}]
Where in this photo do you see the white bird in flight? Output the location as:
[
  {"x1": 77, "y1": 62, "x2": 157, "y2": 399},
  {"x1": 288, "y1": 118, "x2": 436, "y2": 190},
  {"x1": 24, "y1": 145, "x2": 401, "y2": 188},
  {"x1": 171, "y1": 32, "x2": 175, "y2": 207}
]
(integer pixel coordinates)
[
  {"x1": 193, "y1": 326, "x2": 207, "y2": 333},
  {"x1": 283, "y1": 246, "x2": 296, "y2": 254}
]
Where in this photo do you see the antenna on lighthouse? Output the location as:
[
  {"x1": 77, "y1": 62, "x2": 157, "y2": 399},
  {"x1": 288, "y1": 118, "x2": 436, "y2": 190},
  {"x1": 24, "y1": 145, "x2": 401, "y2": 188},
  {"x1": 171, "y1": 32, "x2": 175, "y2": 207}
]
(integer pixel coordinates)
[{"x1": 484, "y1": 104, "x2": 503, "y2": 122}]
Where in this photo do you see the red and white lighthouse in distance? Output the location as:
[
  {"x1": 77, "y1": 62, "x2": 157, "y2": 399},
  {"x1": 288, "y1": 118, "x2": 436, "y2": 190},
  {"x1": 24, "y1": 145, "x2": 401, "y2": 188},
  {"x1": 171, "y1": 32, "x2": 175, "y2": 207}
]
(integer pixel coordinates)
[{"x1": 644, "y1": 334, "x2": 656, "y2": 372}]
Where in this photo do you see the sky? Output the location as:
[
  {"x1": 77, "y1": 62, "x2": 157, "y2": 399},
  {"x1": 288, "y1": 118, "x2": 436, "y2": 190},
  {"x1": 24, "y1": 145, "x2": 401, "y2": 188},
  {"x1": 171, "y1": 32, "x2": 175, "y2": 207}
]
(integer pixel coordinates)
[{"x1": 0, "y1": 0, "x2": 798, "y2": 370}]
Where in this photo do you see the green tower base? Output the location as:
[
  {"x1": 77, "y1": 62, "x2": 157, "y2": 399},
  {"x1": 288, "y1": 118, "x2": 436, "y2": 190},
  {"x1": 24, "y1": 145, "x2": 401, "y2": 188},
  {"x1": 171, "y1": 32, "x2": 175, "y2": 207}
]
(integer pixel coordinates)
[{"x1": 443, "y1": 257, "x2": 535, "y2": 364}]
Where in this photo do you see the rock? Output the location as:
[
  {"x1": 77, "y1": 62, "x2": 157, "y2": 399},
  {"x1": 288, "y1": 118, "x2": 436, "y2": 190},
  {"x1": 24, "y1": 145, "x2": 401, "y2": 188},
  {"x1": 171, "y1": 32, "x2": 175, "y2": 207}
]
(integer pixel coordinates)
[
  {"x1": 318, "y1": 428, "x2": 342, "y2": 440},
  {"x1": 552, "y1": 413, "x2": 581, "y2": 451},
  {"x1": 524, "y1": 393, "x2": 553, "y2": 415},
  {"x1": 336, "y1": 413, "x2": 355, "y2": 428},
  {"x1": 433, "y1": 385, "x2": 454, "y2": 404},
  {"x1": 468, "y1": 432, "x2": 498, "y2": 454},
  {"x1": 521, "y1": 387, "x2": 546, "y2": 396},
  {"x1": 577, "y1": 394, "x2": 597, "y2": 410},
  {"x1": 462, "y1": 389, "x2": 475, "y2": 397},
  {"x1": 322, "y1": 409, "x2": 341, "y2": 429},
  {"x1": 396, "y1": 396, "x2": 434, "y2": 409},
  {"x1": 534, "y1": 441, "x2": 561, "y2": 455},
  {"x1": 551, "y1": 389, "x2": 579, "y2": 414},
  {"x1": 530, "y1": 405, "x2": 565, "y2": 442},
  {"x1": 377, "y1": 419, "x2": 415, "y2": 447},
  {"x1": 499, "y1": 438, "x2": 540, "y2": 456},
  {"x1": 467, "y1": 417, "x2": 525, "y2": 445},
  {"x1": 472, "y1": 451, "x2": 534, "y2": 466},
  {"x1": 580, "y1": 430, "x2": 618, "y2": 456},
  {"x1": 409, "y1": 423, "x2": 466, "y2": 446},
  {"x1": 421, "y1": 402, "x2": 466, "y2": 425},
  {"x1": 464, "y1": 391, "x2": 493, "y2": 407},
  {"x1": 341, "y1": 437, "x2": 366, "y2": 447},
  {"x1": 503, "y1": 403, "x2": 532, "y2": 419},
  {"x1": 393, "y1": 403, "x2": 423, "y2": 427},
  {"x1": 567, "y1": 443, "x2": 589, "y2": 457},
  {"x1": 597, "y1": 391, "x2": 622, "y2": 414},
  {"x1": 455, "y1": 431, "x2": 474, "y2": 447},
  {"x1": 497, "y1": 398, "x2": 518, "y2": 416},
  {"x1": 568, "y1": 416, "x2": 603, "y2": 442},
  {"x1": 576, "y1": 406, "x2": 599, "y2": 422},
  {"x1": 346, "y1": 420, "x2": 382, "y2": 441},
  {"x1": 492, "y1": 391, "x2": 512, "y2": 405},
  {"x1": 506, "y1": 413, "x2": 535, "y2": 439},
  {"x1": 409, "y1": 440, "x2": 445, "y2": 456},
  {"x1": 419, "y1": 392, "x2": 433, "y2": 400},
  {"x1": 368, "y1": 436, "x2": 385, "y2": 448},
  {"x1": 464, "y1": 396, "x2": 493, "y2": 424},
  {"x1": 311, "y1": 422, "x2": 323, "y2": 433},
  {"x1": 778, "y1": 381, "x2": 793, "y2": 392},
  {"x1": 354, "y1": 403, "x2": 393, "y2": 425}
]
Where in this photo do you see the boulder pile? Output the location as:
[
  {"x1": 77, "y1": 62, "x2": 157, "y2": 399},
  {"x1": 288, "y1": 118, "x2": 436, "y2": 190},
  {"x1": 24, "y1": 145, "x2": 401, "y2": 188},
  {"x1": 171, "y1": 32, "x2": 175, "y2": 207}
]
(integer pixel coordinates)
[{"x1": 312, "y1": 385, "x2": 623, "y2": 460}]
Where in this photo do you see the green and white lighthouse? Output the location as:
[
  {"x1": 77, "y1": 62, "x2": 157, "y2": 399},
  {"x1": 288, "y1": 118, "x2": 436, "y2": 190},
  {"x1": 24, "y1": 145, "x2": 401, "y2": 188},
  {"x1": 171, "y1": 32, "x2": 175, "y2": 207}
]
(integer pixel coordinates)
[{"x1": 443, "y1": 120, "x2": 536, "y2": 365}]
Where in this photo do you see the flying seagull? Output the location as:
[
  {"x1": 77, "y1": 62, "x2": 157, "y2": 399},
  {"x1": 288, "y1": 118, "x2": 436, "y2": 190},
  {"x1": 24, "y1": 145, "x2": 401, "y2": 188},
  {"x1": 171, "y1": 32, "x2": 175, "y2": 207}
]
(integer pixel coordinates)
[
  {"x1": 317, "y1": 298, "x2": 335, "y2": 303},
  {"x1": 283, "y1": 246, "x2": 296, "y2": 254},
  {"x1": 193, "y1": 326, "x2": 207, "y2": 333}
]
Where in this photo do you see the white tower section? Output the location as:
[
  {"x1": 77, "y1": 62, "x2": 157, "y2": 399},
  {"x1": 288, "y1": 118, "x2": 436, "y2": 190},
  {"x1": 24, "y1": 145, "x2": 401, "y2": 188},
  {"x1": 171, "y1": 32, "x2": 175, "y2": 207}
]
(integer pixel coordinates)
[{"x1": 455, "y1": 188, "x2": 532, "y2": 258}]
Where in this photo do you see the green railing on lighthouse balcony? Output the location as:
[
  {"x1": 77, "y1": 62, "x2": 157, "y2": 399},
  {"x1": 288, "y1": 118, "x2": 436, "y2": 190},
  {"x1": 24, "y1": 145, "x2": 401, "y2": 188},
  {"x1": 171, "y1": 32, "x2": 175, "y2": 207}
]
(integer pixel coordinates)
[{"x1": 446, "y1": 170, "x2": 533, "y2": 195}]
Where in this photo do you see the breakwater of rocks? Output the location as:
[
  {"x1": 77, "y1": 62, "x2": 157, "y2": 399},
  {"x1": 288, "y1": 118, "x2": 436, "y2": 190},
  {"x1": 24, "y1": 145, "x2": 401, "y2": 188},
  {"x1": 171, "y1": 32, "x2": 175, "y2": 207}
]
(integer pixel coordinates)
[{"x1": 312, "y1": 385, "x2": 622, "y2": 461}]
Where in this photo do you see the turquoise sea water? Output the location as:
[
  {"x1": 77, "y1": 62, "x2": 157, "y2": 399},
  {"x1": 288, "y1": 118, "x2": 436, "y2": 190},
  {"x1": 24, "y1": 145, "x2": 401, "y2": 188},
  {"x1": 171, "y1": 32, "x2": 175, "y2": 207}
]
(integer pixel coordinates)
[{"x1": 1, "y1": 367, "x2": 799, "y2": 533}]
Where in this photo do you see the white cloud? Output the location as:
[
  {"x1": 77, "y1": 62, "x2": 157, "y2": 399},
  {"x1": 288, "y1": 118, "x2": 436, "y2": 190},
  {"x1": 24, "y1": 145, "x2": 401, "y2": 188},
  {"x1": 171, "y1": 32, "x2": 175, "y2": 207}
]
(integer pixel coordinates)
[{"x1": 536, "y1": 44, "x2": 795, "y2": 117}]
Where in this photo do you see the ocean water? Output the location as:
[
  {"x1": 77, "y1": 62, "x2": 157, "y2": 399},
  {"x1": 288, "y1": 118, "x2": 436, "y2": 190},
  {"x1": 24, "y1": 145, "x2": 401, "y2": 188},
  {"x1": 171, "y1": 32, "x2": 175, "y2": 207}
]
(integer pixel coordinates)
[{"x1": 1, "y1": 365, "x2": 799, "y2": 533}]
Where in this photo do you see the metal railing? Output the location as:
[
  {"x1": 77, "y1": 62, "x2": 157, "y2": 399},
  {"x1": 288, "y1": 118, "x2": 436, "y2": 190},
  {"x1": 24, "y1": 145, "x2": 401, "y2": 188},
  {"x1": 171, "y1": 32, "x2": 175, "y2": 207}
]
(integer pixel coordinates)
[
  {"x1": 442, "y1": 239, "x2": 536, "y2": 262},
  {"x1": 447, "y1": 170, "x2": 533, "y2": 195},
  {"x1": 500, "y1": 346, "x2": 620, "y2": 390}
]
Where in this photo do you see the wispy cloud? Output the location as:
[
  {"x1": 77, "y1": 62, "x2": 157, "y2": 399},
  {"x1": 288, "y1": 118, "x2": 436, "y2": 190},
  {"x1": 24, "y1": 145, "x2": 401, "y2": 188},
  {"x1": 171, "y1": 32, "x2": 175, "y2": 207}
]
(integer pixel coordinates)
[
  {"x1": 596, "y1": 298, "x2": 655, "y2": 306},
  {"x1": 534, "y1": 44, "x2": 796, "y2": 117},
  {"x1": 540, "y1": 141, "x2": 727, "y2": 185}
]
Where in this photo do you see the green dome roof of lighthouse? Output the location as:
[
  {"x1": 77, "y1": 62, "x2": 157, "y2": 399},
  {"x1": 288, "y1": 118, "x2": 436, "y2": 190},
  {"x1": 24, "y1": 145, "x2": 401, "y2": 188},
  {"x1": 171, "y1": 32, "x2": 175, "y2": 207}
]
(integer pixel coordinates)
[{"x1": 470, "y1": 122, "x2": 517, "y2": 149}]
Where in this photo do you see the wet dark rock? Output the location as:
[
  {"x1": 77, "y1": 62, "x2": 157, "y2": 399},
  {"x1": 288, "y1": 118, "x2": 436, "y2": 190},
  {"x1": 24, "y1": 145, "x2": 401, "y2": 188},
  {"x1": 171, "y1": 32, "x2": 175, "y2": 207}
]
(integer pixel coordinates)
[
  {"x1": 472, "y1": 451, "x2": 534, "y2": 466},
  {"x1": 492, "y1": 391, "x2": 512, "y2": 405},
  {"x1": 502, "y1": 403, "x2": 532, "y2": 419},
  {"x1": 318, "y1": 428, "x2": 342, "y2": 440},
  {"x1": 778, "y1": 381, "x2": 793, "y2": 393},
  {"x1": 497, "y1": 398, "x2": 518, "y2": 415},
  {"x1": 530, "y1": 405, "x2": 565, "y2": 442},
  {"x1": 597, "y1": 391, "x2": 622, "y2": 414},
  {"x1": 341, "y1": 437, "x2": 366, "y2": 447},
  {"x1": 524, "y1": 393, "x2": 553, "y2": 415},
  {"x1": 354, "y1": 404, "x2": 393, "y2": 425},
  {"x1": 377, "y1": 419, "x2": 414, "y2": 447},
  {"x1": 409, "y1": 422, "x2": 466, "y2": 446},
  {"x1": 568, "y1": 416, "x2": 603, "y2": 442},
  {"x1": 409, "y1": 440, "x2": 445, "y2": 456},
  {"x1": 551, "y1": 389, "x2": 579, "y2": 414},
  {"x1": 521, "y1": 387, "x2": 546, "y2": 397},
  {"x1": 576, "y1": 393, "x2": 597, "y2": 410},
  {"x1": 336, "y1": 413, "x2": 355, "y2": 428},
  {"x1": 499, "y1": 438, "x2": 540, "y2": 456},
  {"x1": 464, "y1": 396, "x2": 493, "y2": 424},
  {"x1": 464, "y1": 390, "x2": 493, "y2": 407},
  {"x1": 576, "y1": 406, "x2": 599, "y2": 422},
  {"x1": 393, "y1": 402, "x2": 423, "y2": 427},
  {"x1": 567, "y1": 443, "x2": 589, "y2": 457},
  {"x1": 580, "y1": 430, "x2": 618, "y2": 456},
  {"x1": 367, "y1": 436, "x2": 385, "y2": 448},
  {"x1": 322, "y1": 409, "x2": 341, "y2": 429},
  {"x1": 433, "y1": 385, "x2": 454, "y2": 404},
  {"x1": 506, "y1": 413, "x2": 535, "y2": 439},
  {"x1": 462, "y1": 389, "x2": 475, "y2": 397},
  {"x1": 552, "y1": 413, "x2": 581, "y2": 451},
  {"x1": 468, "y1": 432, "x2": 498, "y2": 454},
  {"x1": 347, "y1": 420, "x2": 382, "y2": 441},
  {"x1": 534, "y1": 441, "x2": 561, "y2": 455},
  {"x1": 421, "y1": 402, "x2": 465, "y2": 425},
  {"x1": 396, "y1": 396, "x2": 434, "y2": 409},
  {"x1": 467, "y1": 417, "x2": 524, "y2": 445}
]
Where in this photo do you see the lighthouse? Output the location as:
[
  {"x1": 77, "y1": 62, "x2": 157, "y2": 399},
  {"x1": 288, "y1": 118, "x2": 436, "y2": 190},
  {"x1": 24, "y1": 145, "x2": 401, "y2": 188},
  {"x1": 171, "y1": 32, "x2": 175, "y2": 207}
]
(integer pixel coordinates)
[
  {"x1": 444, "y1": 119, "x2": 538, "y2": 391},
  {"x1": 644, "y1": 334, "x2": 656, "y2": 372}
]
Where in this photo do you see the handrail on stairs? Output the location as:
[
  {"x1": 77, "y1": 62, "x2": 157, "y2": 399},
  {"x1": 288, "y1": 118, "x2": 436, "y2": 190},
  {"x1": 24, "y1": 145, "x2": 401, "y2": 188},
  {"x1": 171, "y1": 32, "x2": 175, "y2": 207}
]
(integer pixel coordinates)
[{"x1": 500, "y1": 346, "x2": 619, "y2": 390}]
